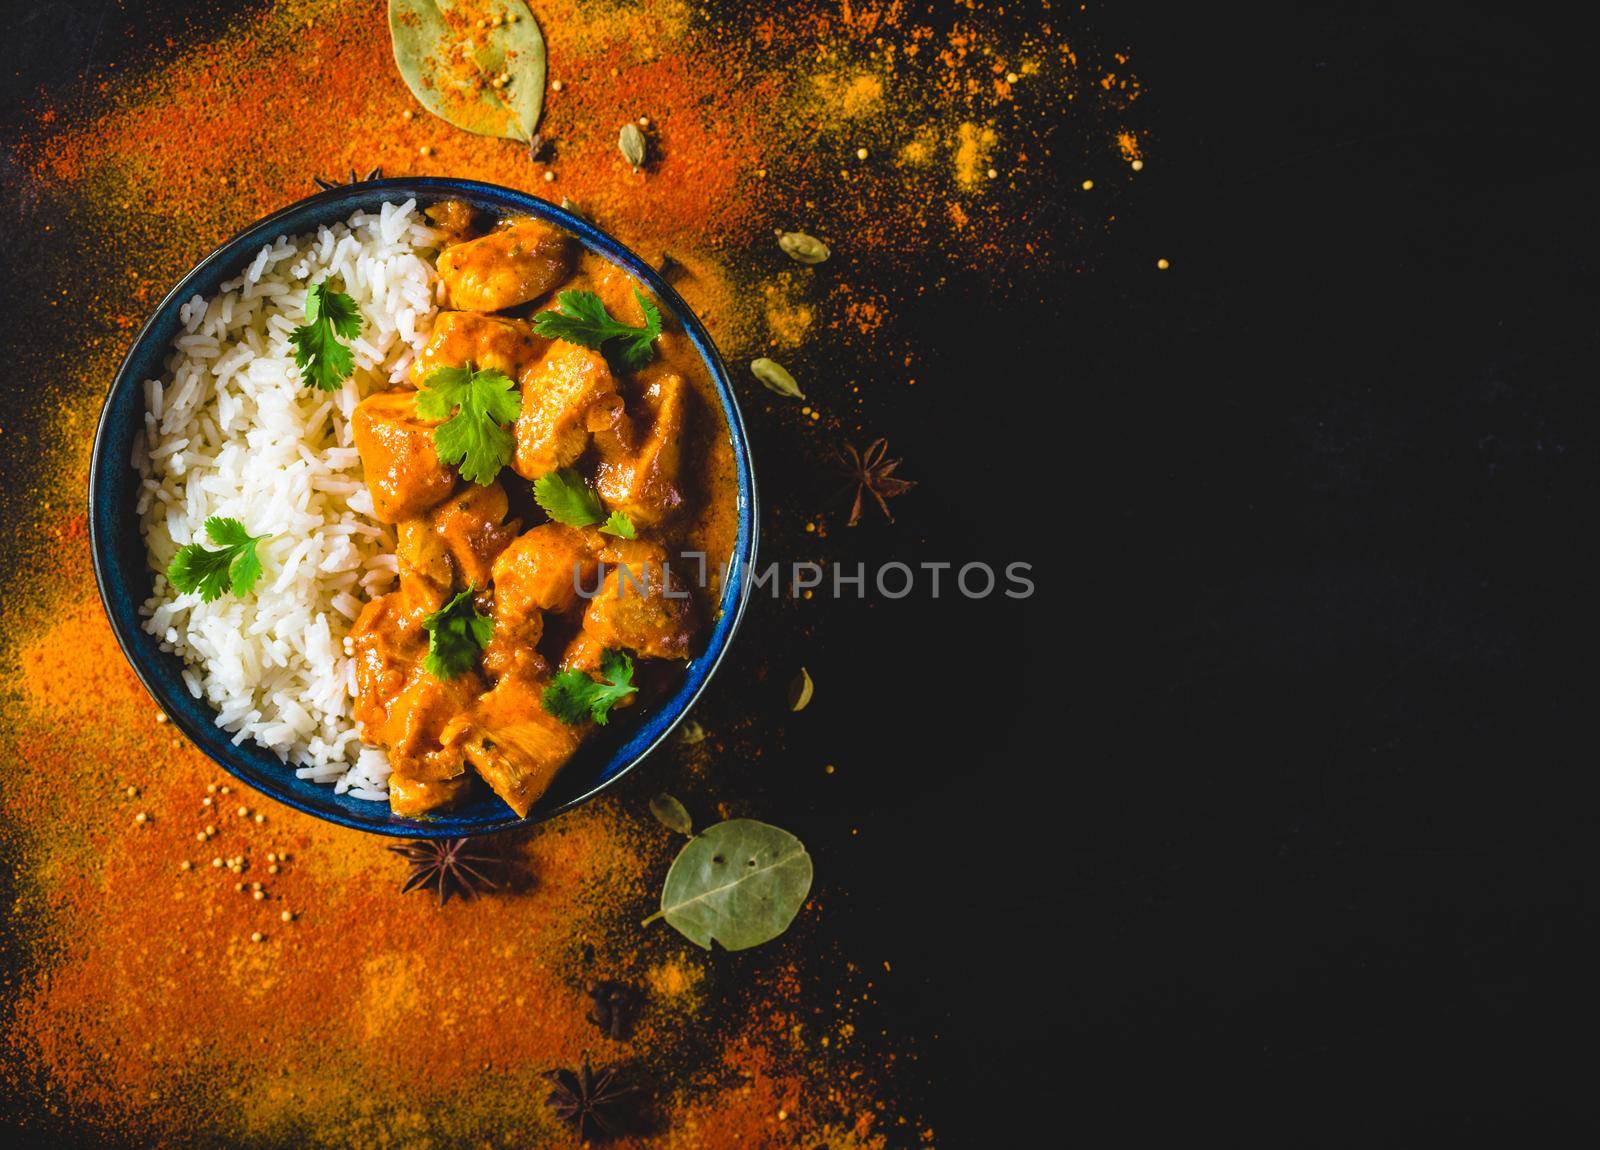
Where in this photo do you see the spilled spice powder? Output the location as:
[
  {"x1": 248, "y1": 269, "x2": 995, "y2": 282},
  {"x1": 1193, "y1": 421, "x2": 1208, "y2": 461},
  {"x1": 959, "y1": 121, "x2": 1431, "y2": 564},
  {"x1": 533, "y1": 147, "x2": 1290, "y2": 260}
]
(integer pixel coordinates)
[{"x1": 2, "y1": 0, "x2": 1148, "y2": 1143}]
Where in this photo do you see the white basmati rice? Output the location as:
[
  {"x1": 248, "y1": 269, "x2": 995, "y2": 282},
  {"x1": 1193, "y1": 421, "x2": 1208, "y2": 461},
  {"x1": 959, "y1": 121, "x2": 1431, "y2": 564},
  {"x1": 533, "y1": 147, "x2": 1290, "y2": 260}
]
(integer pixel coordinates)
[{"x1": 135, "y1": 199, "x2": 443, "y2": 800}]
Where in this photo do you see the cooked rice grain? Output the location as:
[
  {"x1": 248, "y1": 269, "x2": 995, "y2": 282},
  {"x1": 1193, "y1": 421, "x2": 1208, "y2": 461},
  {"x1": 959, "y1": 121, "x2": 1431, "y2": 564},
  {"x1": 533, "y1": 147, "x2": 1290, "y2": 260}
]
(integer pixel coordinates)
[{"x1": 135, "y1": 200, "x2": 441, "y2": 798}]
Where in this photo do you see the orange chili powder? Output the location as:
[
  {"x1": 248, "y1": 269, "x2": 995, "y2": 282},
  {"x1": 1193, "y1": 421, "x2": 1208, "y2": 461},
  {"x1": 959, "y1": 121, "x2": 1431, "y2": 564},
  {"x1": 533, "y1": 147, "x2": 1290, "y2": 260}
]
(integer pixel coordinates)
[{"x1": 3, "y1": 0, "x2": 1146, "y2": 1142}]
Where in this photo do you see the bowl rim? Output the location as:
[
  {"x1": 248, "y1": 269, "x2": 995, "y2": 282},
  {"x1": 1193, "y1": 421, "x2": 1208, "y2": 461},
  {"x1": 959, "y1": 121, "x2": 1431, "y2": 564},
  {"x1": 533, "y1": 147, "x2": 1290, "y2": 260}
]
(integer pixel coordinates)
[{"x1": 87, "y1": 177, "x2": 758, "y2": 838}]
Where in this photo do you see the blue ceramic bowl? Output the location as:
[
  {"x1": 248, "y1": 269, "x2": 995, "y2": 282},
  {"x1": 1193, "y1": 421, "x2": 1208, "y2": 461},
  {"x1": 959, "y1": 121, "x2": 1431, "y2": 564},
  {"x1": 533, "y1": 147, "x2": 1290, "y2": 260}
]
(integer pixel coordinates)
[{"x1": 88, "y1": 178, "x2": 757, "y2": 838}]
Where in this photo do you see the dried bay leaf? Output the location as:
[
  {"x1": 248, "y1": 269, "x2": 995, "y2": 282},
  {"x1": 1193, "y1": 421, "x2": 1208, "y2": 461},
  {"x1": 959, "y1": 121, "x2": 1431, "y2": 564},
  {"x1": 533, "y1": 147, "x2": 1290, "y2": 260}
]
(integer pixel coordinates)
[
  {"x1": 643, "y1": 819, "x2": 813, "y2": 951},
  {"x1": 390, "y1": 0, "x2": 546, "y2": 143},
  {"x1": 751, "y1": 357, "x2": 804, "y2": 399},
  {"x1": 788, "y1": 667, "x2": 813, "y2": 712},
  {"x1": 649, "y1": 794, "x2": 694, "y2": 836},
  {"x1": 778, "y1": 231, "x2": 830, "y2": 265}
]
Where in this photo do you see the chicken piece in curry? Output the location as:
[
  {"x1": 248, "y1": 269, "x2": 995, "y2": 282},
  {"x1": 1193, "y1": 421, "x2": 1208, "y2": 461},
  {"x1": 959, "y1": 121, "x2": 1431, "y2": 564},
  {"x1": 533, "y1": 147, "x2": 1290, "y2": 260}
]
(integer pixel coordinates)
[{"x1": 348, "y1": 202, "x2": 736, "y2": 818}]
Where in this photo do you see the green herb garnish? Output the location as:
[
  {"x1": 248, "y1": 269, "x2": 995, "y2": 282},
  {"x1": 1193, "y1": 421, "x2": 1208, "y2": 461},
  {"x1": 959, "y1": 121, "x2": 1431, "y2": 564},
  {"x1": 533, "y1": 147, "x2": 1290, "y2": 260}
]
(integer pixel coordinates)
[
  {"x1": 532, "y1": 288, "x2": 662, "y2": 372},
  {"x1": 533, "y1": 467, "x2": 605, "y2": 526},
  {"x1": 166, "y1": 517, "x2": 270, "y2": 603},
  {"x1": 289, "y1": 280, "x2": 362, "y2": 391},
  {"x1": 543, "y1": 649, "x2": 636, "y2": 725},
  {"x1": 416, "y1": 363, "x2": 522, "y2": 485},
  {"x1": 421, "y1": 587, "x2": 494, "y2": 679},
  {"x1": 599, "y1": 510, "x2": 636, "y2": 539}
]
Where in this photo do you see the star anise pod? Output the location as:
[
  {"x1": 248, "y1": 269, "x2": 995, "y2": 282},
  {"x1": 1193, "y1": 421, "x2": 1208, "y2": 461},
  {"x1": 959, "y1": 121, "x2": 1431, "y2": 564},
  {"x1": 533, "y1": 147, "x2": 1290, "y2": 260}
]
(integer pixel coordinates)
[
  {"x1": 388, "y1": 837, "x2": 502, "y2": 905},
  {"x1": 833, "y1": 438, "x2": 917, "y2": 526},
  {"x1": 545, "y1": 1052, "x2": 636, "y2": 1139},
  {"x1": 313, "y1": 166, "x2": 384, "y2": 191}
]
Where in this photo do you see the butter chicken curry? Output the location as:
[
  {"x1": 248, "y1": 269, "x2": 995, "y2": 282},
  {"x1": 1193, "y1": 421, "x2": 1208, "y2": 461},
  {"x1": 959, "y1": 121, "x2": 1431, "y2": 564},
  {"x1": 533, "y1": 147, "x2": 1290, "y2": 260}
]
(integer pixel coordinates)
[{"x1": 348, "y1": 202, "x2": 737, "y2": 818}]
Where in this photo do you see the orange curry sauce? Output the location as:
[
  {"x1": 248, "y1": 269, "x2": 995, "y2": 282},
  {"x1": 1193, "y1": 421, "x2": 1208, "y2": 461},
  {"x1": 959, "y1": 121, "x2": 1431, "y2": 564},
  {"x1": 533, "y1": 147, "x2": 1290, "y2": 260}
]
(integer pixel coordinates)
[{"x1": 348, "y1": 202, "x2": 737, "y2": 818}]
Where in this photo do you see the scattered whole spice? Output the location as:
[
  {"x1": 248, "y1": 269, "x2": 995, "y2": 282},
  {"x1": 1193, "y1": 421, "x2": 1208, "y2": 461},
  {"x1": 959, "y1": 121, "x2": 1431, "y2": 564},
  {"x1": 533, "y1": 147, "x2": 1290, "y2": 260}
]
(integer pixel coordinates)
[
  {"x1": 545, "y1": 1052, "x2": 637, "y2": 1139},
  {"x1": 648, "y1": 793, "x2": 694, "y2": 836},
  {"x1": 389, "y1": 837, "x2": 504, "y2": 905},
  {"x1": 751, "y1": 357, "x2": 804, "y2": 399},
  {"x1": 787, "y1": 668, "x2": 814, "y2": 712},
  {"x1": 618, "y1": 122, "x2": 648, "y2": 170},
  {"x1": 777, "y1": 230, "x2": 830, "y2": 265},
  {"x1": 312, "y1": 166, "x2": 384, "y2": 191},
  {"x1": 833, "y1": 438, "x2": 917, "y2": 525},
  {"x1": 585, "y1": 980, "x2": 639, "y2": 1040}
]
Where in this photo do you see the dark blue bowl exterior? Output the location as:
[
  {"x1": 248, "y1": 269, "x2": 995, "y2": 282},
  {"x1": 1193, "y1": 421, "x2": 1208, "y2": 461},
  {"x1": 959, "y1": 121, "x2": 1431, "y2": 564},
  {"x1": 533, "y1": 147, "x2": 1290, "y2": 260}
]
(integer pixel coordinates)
[{"x1": 89, "y1": 179, "x2": 757, "y2": 838}]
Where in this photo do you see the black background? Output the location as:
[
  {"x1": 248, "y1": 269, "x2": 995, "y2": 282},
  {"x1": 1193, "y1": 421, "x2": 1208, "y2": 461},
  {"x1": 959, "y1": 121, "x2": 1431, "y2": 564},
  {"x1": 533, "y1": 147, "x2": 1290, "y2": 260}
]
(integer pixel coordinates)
[{"x1": 4, "y1": 1, "x2": 1596, "y2": 1144}]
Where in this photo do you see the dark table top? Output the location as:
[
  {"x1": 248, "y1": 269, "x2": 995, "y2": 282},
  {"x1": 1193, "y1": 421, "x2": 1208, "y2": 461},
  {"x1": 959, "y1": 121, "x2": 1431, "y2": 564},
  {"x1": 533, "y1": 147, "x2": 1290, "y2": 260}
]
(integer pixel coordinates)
[{"x1": 2, "y1": 0, "x2": 1594, "y2": 1143}]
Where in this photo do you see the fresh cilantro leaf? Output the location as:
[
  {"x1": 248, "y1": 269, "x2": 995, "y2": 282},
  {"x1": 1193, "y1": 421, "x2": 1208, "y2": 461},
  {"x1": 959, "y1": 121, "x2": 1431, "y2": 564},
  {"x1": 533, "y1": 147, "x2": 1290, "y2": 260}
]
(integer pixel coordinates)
[
  {"x1": 531, "y1": 287, "x2": 662, "y2": 372},
  {"x1": 416, "y1": 363, "x2": 522, "y2": 485},
  {"x1": 533, "y1": 467, "x2": 606, "y2": 526},
  {"x1": 542, "y1": 649, "x2": 637, "y2": 725},
  {"x1": 421, "y1": 587, "x2": 495, "y2": 679},
  {"x1": 289, "y1": 280, "x2": 362, "y2": 391},
  {"x1": 166, "y1": 516, "x2": 271, "y2": 603},
  {"x1": 599, "y1": 510, "x2": 636, "y2": 539}
]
